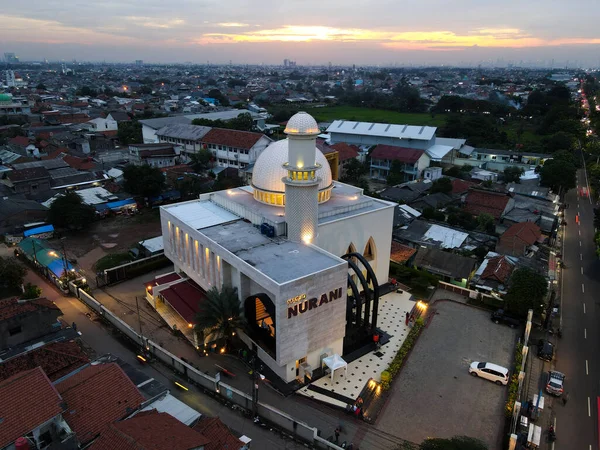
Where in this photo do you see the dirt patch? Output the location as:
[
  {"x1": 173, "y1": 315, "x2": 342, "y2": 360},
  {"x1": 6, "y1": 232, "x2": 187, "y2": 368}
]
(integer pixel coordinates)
[{"x1": 62, "y1": 210, "x2": 162, "y2": 258}]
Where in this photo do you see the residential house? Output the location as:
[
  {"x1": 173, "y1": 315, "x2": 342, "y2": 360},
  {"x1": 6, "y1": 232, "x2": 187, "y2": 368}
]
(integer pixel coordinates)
[
  {"x1": 0, "y1": 367, "x2": 77, "y2": 450},
  {"x1": 463, "y1": 189, "x2": 513, "y2": 220},
  {"x1": 316, "y1": 139, "x2": 340, "y2": 181},
  {"x1": 379, "y1": 179, "x2": 433, "y2": 203},
  {"x1": 370, "y1": 145, "x2": 430, "y2": 181},
  {"x1": 423, "y1": 166, "x2": 442, "y2": 181},
  {"x1": 0, "y1": 198, "x2": 48, "y2": 233},
  {"x1": 470, "y1": 252, "x2": 517, "y2": 296},
  {"x1": 89, "y1": 410, "x2": 210, "y2": 450},
  {"x1": 393, "y1": 204, "x2": 421, "y2": 228},
  {"x1": 0, "y1": 297, "x2": 63, "y2": 351},
  {"x1": 129, "y1": 143, "x2": 178, "y2": 168},
  {"x1": 1, "y1": 167, "x2": 51, "y2": 195},
  {"x1": 413, "y1": 247, "x2": 476, "y2": 287},
  {"x1": 470, "y1": 168, "x2": 498, "y2": 182},
  {"x1": 329, "y1": 142, "x2": 360, "y2": 179},
  {"x1": 506, "y1": 183, "x2": 558, "y2": 203},
  {"x1": 0, "y1": 93, "x2": 31, "y2": 115},
  {"x1": 194, "y1": 416, "x2": 249, "y2": 450},
  {"x1": 393, "y1": 219, "x2": 469, "y2": 249},
  {"x1": 410, "y1": 192, "x2": 454, "y2": 212},
  {"x1": 501, "y1": 194, "x2": 559, "y2": 234},
  {"x1": 83, "y1": 116, "x2": 118, "y2": 133},
  {"x1": 496, "y1": 222, "x2": 542, "y2": 257},
  {"x1": 390, "y1": 241, "x2": 417, "y2": 266},
  {"x1": 201, "y1": 128, "x2": 272, "y2": 172},
  {"x1": 0, "y1": 340, "x2": 90, "y2": 382},
  {"x1": 140, "y1": 116, "x2": 192, "y2": 143},
  {"x1": 55, "y1": 362, "x2": 145, "y2": 445},
  {"x1": 156, "y1": 124, "x2": 211, "y2": 158}
]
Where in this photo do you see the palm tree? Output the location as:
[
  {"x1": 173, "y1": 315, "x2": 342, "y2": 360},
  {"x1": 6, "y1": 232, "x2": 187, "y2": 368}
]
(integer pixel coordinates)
[{"x1": 195, "y1": 285, "x2": 246, "y2": 351}]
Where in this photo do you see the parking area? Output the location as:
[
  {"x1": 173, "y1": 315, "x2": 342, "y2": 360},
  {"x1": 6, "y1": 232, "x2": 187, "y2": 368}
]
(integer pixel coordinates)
[{"x1": 376, "y1": 300, "x2": 519, "y2": 449}]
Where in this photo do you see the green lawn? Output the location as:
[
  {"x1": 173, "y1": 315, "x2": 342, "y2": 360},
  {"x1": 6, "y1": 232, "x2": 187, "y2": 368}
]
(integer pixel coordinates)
[
  {"x1": 295, "y1": 106, "x2": 447, "y2": 127},
  {"x1": 94, "y1": 252, "x2": 132, "y2": 272}
]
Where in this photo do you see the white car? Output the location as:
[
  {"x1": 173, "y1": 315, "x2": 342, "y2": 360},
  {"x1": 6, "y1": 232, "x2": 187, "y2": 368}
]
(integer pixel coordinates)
[{"x1": 469, "y1": 362, "x2": 509, "y2": 385}]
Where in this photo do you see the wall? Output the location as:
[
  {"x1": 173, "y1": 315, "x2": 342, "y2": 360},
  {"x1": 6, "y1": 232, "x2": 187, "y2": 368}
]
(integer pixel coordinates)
[
  {"x1": 142, "y1": 124, "x2": 160, "y2": 144},
  {"x1": 330, "y1": 132, "x2": 434, "y2": 150},
  {"x1": 317, "y1": 202, "x2": 395, "y2": 284},
  {"x1": 0, "y1": 304, "x2": 62, "y2": 350}
]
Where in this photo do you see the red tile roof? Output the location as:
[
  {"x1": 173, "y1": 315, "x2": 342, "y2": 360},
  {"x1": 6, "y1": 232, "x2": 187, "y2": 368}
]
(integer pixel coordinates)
[
  {"x1": 193, "y1": 417, "x2": 244, "y2": 450},
  {"x1": 159, "y1": 280, "x2": 206, "y2": 324},
  {"x1": 464, "y1": 189, "x2": 510, "y2": 219},
  {"x1": 330, "y1": 143, "x2": 360, "y2": 162},
  {"x1": 370, "y1": 145, "x2": 425, "y2": 164},
  {"x1": 0, "y1": 341, "x2": 89, "y2": 382},
  {"x1": 0, "y1": 367, "x2": 64, "y2": 449},
  {"x1": 57, "y1": 363, "x2": 145, "y2": 444},
  {"x1": 89, "y1": 410, "x2": 210, "y2": 450},
  {"x1": 8, "y1": 135, "x2": 30, "y2": 147},
  {"x1": 390, "y1": 241, "x2": 417, "y2": 264},
  {"x1": 201, "y1": 128, "x2": 265, "y2": 150},
  {"x1": 451, "y1": 179, "x2": 478, "y2": 195},
  {"x1": 501, "y1": 221, "x2": 542, "y2": 245},
  {"x1": 62, "y1": 154, "x2": 96, "y2": 170},
  {"x1": 480, "y1": 255, "x2": 514, "y2": 283},
  {"x1": 0, "y1": 297, "x2": 60, "y2": 321}
]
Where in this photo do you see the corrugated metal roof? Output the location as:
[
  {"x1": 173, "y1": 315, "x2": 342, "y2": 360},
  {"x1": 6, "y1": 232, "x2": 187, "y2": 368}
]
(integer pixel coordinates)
[
  {"x1": 140, "y1": 393, "x2": 201, "y2": 425},
  {"x1": 327, "y1": 120, "x2": 436, "y2": 141},
  {"x1": 165, "y1": 200, "x2": 239, "y2": 230}
]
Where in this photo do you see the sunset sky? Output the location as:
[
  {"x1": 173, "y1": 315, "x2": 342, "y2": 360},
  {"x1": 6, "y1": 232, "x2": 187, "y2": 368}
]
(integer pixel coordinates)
[{"x1": 2, "y1": 0, "x2": 600, "y2": 65}]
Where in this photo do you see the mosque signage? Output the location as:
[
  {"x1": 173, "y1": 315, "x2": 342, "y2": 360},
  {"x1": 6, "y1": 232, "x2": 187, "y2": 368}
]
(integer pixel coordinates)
[{"x1": 287, "y1": 287, "x2": 344, "y2": 319}]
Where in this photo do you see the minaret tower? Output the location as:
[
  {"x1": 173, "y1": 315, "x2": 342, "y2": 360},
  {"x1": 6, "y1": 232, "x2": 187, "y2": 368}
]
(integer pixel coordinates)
[{"x1": 282, "y1": 112, "x2": 321, "y2": 244}]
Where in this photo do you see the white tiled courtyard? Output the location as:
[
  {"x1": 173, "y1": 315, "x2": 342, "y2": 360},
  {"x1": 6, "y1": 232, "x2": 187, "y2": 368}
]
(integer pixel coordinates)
[{"x1": 297, "y1": 291, "x2": 415, "y2": 408}]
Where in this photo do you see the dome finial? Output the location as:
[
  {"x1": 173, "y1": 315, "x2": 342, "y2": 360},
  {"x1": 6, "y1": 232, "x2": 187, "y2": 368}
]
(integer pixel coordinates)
[{"x1": 284, "y1": 112, "x2": 320, "y2": 136}]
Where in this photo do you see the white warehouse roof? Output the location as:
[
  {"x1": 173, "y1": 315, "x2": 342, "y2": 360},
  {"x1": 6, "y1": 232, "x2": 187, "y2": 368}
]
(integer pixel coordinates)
[
  {"x1": 423, "y1": 224, "x2": 468, "y2": 249},
  {"x1": 163, "y1": 200, "x2": 239, "y2": 230},
  {"x1": 327, "y1": 120, "x2": 437, "y2": 141}
]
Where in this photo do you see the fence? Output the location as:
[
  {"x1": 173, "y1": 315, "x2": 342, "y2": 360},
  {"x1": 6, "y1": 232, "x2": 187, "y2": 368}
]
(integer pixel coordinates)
[
  {"x1": 437, "y1": 281, "x2": 504, "y2": 308},
  {"x1": 72, "y1": 285, "x2": 343, "y2": 449},
  {"x1": 97, "y1": 253, "x2": 171, "y2": 287}
]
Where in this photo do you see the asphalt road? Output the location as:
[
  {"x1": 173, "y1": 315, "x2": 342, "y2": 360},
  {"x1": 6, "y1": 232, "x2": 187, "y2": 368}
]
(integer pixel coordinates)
[
  {"x1": 554, "y1": 166, "x2": 599, "y2": 450},
  {"x1": 22, "y1": 269, "x2": 301, "y2": 450}
]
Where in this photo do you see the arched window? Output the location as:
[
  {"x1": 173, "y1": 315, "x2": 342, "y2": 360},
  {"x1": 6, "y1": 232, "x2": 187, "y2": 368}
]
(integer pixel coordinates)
[
  {"x1": 346, "y1": 243, "x2": 357, "y2": 255},
  {"x1": 363, "y1": 237, "x2": 376, "y2": 262}
]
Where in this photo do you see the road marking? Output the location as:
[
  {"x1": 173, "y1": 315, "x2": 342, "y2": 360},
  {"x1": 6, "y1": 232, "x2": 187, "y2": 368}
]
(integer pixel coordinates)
[
  {"x1": 581, "y1": 267, "x2": 584, "y2": 275},
  {"x1": 579, "y1": 229, "x2": 581, "y2": 236},
  {"x1": 584, "y1": 303, "x2": 587, "y2": 314},
  {"x1": 582, "y1": 283, "x2": 585, "y2": 293},
  {"x1": 580, "y1": 241, "x2": 582, "y2": 246},
  {"x1": 581, "y1": 253, "x2": 583, "y2": 260},
  {"x1": 585, "y1": 328, "x2": 587, "y2": 339},
  {"x1": 586, "y1": 360, "x2": 589, "y2": 375},
  {"x1": 589, "y1": 397, "x2": 592, "y2": 416}
]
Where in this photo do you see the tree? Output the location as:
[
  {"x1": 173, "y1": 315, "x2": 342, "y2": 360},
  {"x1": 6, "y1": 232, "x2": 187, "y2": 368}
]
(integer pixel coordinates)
[
  {"x1": 504, "y1": 268, "x2": 548, "y2": 317},
  {"x1": 341, "y1": 158, "x2": 368, "y2": 184},
  {"x1": 48, "y1": 191, "x2": 96, "y2": 230},
  {"x1": 420, "y1": 436, "x2": 488, "y2": 450},
  {"x1": 229, "y1": 113, "x2": 253, "y2": 131},
  {"x1": 477, "y1": 213, "x2": 496, "y2": 233},
  {"x1": 0, "y1": 257, "x2": 26, "y2": 289},
  {"x1": 543, "y1": 131, "x2": 574, "y2": 153},
  {"x1": 21, "y1": 283, "x2": 42, "y2": 300},
  {"x1": 194, "y1": 285, "x2": 246, "y2": 350},
  {"x1": 422, "y1": 207, "x2": 445, "y2": 221},
  {"x1": 430, "y1": 177, "x2": 452, "y2": 194},
  {"x1": 75, "y1": 86, "x2": 98, "y2": 97},
  {"x1": 117, "y1": 121, "x2": 142, "y2": 145},
  {"x1": 540, "y1": 152, "x2": 577, "y2": 193},
  {"x1": 123, "y1": 165, "x2": 166, "y2": 198},
  {"x1": 211, "y1": 171, "x2": 243, "y2": 191},
  {"x1": 503, "y1": 166, "x2": 524, "y2": 183},
  {"x1": 190, "y1": 148, "x2": 213, "y2": 172},
  {"x1": 207, "y1": 88, "x2": 229, "y2": 106},
  {"x1": 387, "y1": 160, "x2": 405, "y2": 186},
  {"x1": 36, "y1": 83, "x2": 46, "y2": 90}
]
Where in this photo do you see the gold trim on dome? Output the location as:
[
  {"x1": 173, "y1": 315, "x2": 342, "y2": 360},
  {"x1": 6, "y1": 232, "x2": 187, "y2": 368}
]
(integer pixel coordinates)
[{"x1": 252, "y1": 185, "x2": 333, "y2": 207}]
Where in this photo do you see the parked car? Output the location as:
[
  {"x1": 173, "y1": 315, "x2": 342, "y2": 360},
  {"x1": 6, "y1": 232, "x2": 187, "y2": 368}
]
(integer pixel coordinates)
[
  {"x1": 537, "y1": 339, "x2": 554, "y2": 362},
  {"x1": 491, "y1": 309, "x2": 520, "y2": 328},
  {"x1": 546, "y1": 371, "x2": 565, "y2": 396},
  {"x1": 468, "y1": 362, "x2": 509, "y2": 385}
]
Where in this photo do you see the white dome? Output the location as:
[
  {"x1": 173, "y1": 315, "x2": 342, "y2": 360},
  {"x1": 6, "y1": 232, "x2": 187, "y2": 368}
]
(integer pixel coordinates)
[
  {"x1": 284, "y1": 112, "x2": 320, "y2": 136},
  {"x1": 252, "y1": 139, "x2": 332, "y2": 193}
]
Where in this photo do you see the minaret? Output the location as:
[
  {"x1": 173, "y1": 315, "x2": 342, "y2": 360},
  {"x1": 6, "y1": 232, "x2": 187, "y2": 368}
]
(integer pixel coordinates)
[{"x1": 282, "y1": 112, "x2": 321, "y2": 244}]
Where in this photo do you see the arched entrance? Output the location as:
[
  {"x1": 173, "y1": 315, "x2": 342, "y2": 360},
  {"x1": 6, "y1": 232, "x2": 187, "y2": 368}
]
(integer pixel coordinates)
[
  {"x1": 244, "y1": 294, "x2": 276, "y2": 357},
  {"x1": 341, "y1": 252, "x2": 380, "y2": 355}
]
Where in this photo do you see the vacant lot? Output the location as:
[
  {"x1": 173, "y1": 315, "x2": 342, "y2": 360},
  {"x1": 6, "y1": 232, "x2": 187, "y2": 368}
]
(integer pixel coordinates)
[
  {"x1": 376, "y1": 301, "x2": 518, "y2": 449},
  {"x1": 278, "y1": 106, "x2": 446, "y2": 127}
]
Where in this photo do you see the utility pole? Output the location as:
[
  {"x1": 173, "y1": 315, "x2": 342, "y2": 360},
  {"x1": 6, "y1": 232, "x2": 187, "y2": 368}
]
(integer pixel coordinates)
[
  {"x1": 251, "y1": 355, "x2": 263, "y2": 418},
  {"x1": 60, "y1": 237, "x2": 68, "y2": 277},
  {"x1": 135, "y1": 296, "x2": 144, "y2": 348},
  {"x1": 31, "y1": 239, "x2": 38, "y2": 265}
]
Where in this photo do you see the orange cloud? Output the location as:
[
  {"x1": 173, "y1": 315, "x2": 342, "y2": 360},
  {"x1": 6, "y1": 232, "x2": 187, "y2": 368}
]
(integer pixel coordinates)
[{"x1": 195, "y1": 25, "x2": 600, "y2": 49}]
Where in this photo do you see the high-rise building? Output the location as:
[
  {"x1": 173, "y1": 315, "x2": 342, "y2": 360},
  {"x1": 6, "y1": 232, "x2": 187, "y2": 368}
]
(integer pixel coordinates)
[
  {"x1": 135, "y1": 60, "x2": 144, "y2": 66},
  {"x1": 5, "y1": 70, "x2": 16, "y2": 87},
  {"x1": 4, "y1": 53, "x2": 18, "y2": 64},
  {"x1": 283, "y1": 59, "x2": 289, "y2": 67}
]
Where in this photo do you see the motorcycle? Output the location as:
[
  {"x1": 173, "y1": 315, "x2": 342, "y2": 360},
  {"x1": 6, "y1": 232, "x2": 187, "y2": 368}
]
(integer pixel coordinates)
[{"x1": 548, "y1": 425, "x2": 556, "y2": 442}]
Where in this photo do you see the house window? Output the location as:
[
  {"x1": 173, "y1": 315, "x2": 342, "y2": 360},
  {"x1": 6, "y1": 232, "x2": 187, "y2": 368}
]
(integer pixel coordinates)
[
  {"x1": 9, "y1": 325, "x2": 22, "y2": 336},
  {"x1": 31, "y1": 184, "x2": 38, "y2": 192}
]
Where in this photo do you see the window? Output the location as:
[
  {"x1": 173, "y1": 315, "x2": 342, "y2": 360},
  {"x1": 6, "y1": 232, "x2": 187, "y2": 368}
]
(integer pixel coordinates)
[
  {"x1": 30, "y1": 184, "x2": 38, "y2": 192},
  {"x1": 363, "y1": 237, "x2": 376, "y2": 262},
  {"x1": 9, "y1": 325, "x2": 22, "y2": 336}
]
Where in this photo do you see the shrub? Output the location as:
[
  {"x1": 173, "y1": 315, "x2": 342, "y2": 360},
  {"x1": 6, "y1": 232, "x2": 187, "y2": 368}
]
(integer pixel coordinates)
[
  {"x1": 505, "y1": 342, "x2": 524, "y2": 417},
  {"x1": 381, "y1": 320, "x2": 425, "y2": 391}
]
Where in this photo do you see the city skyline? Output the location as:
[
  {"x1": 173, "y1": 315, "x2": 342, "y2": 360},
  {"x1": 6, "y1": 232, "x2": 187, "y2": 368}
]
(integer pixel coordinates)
[{"x1": 1, "y1": 0, "x2": 600, "y2": 66}]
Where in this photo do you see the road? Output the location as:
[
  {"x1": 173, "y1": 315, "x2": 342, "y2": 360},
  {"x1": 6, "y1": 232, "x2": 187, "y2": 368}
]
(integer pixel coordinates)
[
  {"x1": 22, "y1": 269, "x2": 300, "y2": 450},
  {"x1": 554, "y1": 166, "x2": 599, "y2": 450}
]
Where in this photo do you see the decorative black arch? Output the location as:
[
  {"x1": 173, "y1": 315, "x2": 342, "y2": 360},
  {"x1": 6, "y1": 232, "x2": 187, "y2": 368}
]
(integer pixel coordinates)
[
  {"x1": 244, "y1": 293, "x2": 277, "y2": 357},
  {"x1": 341, "y1": 252, "x2": 380, "y2": 355}
]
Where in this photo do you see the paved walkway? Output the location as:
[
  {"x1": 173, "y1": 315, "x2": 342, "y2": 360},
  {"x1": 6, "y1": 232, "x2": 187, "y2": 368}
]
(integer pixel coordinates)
[{"x1": 298, "y1": 292, "x2": 415, "y2": 408}]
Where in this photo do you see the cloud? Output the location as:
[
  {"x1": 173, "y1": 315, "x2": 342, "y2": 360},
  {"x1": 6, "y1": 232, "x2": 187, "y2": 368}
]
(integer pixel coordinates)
[
  {"x1": 126, "y1": 16, "x2": 185, "y2": 29},
  {"x1": 217, "y1": 22, "x2": 250, "y2": 27}
]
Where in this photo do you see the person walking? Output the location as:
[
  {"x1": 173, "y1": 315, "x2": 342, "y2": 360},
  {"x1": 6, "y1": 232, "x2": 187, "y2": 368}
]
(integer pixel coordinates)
[
  {"x1": 562, "y1": 392, "x2": 569, "y2": 406},
  {"x1": 334, "y1": 426, "x2": 341, "y2": 443}
]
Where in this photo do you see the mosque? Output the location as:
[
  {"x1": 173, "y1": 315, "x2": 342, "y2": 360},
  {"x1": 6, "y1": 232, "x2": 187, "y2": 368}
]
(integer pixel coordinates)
[{"x1": 159, "y1": 112, "x2": 395, "y2": 383}]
